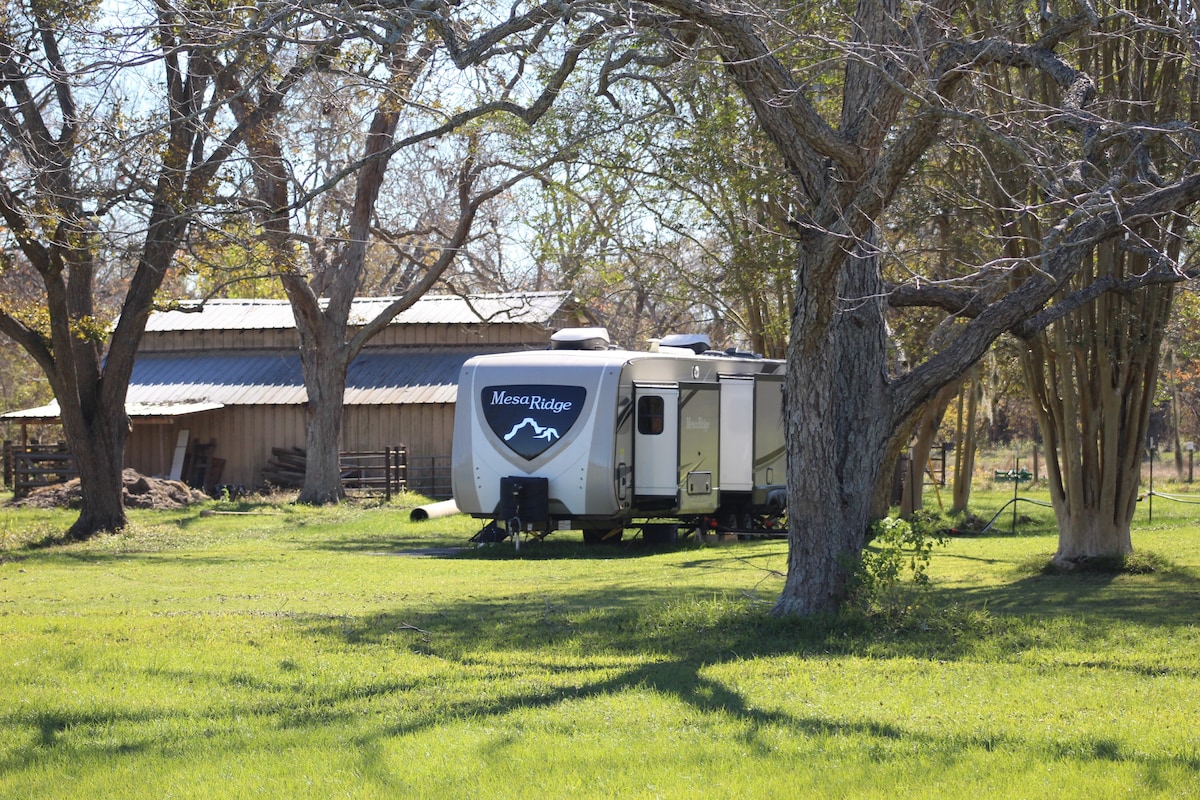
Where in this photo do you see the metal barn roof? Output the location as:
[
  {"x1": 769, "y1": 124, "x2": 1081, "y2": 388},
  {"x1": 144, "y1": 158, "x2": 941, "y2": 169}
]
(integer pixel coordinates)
[
  {"x1": 124, "y1": 349, "x2": 473, "y2": 406},
  {"x1": 145, "y1": 291, "x2": 571, "y2": 332},
  {"x1": 0, "y1": 350, "x2": 475, "y2": 422}
]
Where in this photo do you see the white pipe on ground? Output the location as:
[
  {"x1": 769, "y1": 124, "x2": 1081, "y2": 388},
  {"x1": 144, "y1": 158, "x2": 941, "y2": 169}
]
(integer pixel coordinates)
[{"x1": 409, "y1": 499, "x2": 460, "y2": 521}]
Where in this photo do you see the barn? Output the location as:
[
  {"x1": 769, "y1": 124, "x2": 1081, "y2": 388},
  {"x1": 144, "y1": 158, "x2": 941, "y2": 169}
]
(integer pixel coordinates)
[{"x1": 3, "y1": 291, "x2": 581, "y2": 497}]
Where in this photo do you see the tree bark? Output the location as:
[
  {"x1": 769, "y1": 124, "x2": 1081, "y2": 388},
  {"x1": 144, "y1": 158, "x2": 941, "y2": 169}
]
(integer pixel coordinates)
[
  {"x1": 774, "y1": 237, "x2": 894, "y2": 616},
  {"x1": 63, "y1": 409, "x2": 129, "y2": 539},
  {"x1": 297, "y1": 339, "x2": 350, "y2": 504}
]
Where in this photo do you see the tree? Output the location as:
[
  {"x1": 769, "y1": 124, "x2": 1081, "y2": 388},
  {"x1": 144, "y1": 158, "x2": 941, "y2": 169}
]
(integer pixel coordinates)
[
  {"x1": 0, "y1": 0, "x2": 313, "y2": 537},
  {"x1": 984, "y1": 0, "x2": 1199, "y2": 566},
  {"x1": 622, "y1": 0, "x2": 1200, "y2": 614},
  {"x1": 1161, "y1": 288, "x2": 1200, "y2": 463},
  {"x1": 231, "y1": 3, "x2": 602, "y2": 503},
  {"x1": 519, "y1": 54, "x2": 799, "y2": 353}
]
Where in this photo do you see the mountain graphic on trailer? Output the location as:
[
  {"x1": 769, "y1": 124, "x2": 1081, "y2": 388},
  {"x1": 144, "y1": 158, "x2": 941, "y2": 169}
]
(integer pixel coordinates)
[{"x1": 504, "y1": 418, "x2": 560, "y2": 442}]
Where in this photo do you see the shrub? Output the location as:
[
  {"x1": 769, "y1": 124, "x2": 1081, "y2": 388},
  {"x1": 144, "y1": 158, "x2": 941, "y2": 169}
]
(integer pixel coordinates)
[{"x1": 846, "y1": 510, "x2": 948, "y2": 619}]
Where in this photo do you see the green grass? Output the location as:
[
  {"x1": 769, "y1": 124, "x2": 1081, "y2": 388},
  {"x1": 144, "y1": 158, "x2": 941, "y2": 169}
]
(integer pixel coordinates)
[{"x1": 2, "y1": 489, "x2": 1200, "y2": 798}]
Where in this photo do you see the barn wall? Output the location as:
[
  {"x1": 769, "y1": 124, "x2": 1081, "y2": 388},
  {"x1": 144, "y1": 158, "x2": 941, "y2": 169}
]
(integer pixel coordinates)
[
  {"x1": 366, "y1": 322, "x2": 558, "y2": 348},
  {"x1": 341, "y1": 404, "x2": 454, "y2": 458},
  {"x1": 125, "y1": 405, "x2": 306, "y2": 488},
  {"x1": 126, "y1": 403, "x2": 455, "y2": 490},
  {"x1": 139, "y1": 329, "x2": 299, "y2": 352}
]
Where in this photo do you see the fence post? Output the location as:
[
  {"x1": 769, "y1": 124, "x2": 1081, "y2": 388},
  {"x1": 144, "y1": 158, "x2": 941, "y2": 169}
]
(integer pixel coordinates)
[
  {"x1": 385, "y1": 447, "x2": 392, "y2": 502},
  {"x1": 399, "y1": 445, "x2": 407, "y2": 493}
]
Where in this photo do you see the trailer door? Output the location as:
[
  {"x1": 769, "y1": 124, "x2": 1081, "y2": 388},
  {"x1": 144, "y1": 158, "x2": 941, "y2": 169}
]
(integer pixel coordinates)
[
  {"x1": 633, "y1": 384, "x2": 679, "y2": 499},
  {"x1": 719, "y1": 376, "x2": 754, "y2": 492}
]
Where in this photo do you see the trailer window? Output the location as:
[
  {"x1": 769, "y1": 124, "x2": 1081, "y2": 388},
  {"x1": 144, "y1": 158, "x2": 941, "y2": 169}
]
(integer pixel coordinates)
[{"x1": 638, "y1": 395, "x2": 665, "y2": 435}]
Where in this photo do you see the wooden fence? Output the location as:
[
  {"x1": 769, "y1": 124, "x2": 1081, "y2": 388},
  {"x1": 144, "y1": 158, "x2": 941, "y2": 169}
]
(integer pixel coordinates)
[
  {"x1": 338, "y1": 447, "x2": 409, "y2": 500},
  {"x1": 260, "y1": 445, "x2": 411, "y2": 499},
  {"x1": 3, "y1": 441, "x2": 78, "y2": 499},
  {"x1": 4, "y1": 442, "x2": 415, "y2": 501},
  {"x1": 402, "y1": 454, "x2": 451, "y2": 499}
]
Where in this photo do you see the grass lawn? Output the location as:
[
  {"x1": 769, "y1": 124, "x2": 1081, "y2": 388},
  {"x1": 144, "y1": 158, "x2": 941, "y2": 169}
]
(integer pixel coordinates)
[{"x1": 1, "y1": 488, "x2": 1199, "y2": 798}]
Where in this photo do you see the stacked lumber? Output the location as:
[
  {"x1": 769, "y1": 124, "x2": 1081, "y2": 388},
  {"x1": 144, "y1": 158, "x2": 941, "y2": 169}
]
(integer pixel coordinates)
[{"x1": 261, "y1": 446, "x2": 306, "y2": 487}]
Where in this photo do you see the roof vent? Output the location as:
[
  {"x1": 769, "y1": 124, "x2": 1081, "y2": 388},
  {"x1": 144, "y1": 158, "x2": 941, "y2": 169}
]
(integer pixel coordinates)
[{"x1": 550, "y1": 327, "x2": 612, "y2": 351}]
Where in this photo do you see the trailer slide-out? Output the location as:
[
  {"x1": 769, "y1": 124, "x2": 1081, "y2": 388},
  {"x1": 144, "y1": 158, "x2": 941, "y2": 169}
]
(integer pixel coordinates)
[{"x1": 451, "y1": 331, "x2": 787, "y2": 545}]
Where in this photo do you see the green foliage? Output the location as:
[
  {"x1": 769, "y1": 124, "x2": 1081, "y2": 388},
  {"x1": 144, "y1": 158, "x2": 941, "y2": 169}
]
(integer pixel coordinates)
[
  {"x1": 847, "y1": 510, "x2": 948, "y2": 618},
  {"x1": 173, "y1": 218, "x2": 289, "y2": 300}
]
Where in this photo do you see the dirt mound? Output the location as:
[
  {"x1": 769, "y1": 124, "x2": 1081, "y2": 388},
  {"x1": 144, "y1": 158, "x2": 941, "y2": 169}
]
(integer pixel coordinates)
[{"x1": 11, "y1": 469, "x2": 209, "y2": 510}]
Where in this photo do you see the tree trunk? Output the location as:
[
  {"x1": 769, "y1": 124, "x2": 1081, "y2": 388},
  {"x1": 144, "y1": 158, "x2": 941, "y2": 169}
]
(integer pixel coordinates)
[
  {"x1": 774, "y1": 238, "x2": 894, "y2": 616},
  {"x1": 1168, "y1": 354, "x2": 1185, "y2": 480},
  {"x1": 296, "y1": 338, "x2": 350, "y2": 505},
  {"x1": 1023, "y1": 248, "x2": 1173, "y2": 566},
  {"x1": 951, "y1": 368, "x2": 980, "y2": 515},
  {"x1": 62, "y1": 404, "x2": 129, "y2": 539}
]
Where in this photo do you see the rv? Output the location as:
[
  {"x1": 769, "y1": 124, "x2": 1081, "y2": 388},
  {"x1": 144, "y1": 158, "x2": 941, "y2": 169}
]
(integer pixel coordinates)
[{"x1": 451, "y1": 330, "x2": 787, "y2": 544}]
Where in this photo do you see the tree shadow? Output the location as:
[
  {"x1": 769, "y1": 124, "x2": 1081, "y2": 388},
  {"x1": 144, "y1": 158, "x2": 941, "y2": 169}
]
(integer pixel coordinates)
[
  {"x1": 305, "y1": 535, "x2": 726, "y2": 561},
  {"x1": 289, "y1": 588, "x2": 1200, "y2": 774},
  {"x1": 933, "y1": 559, "x2": 1200, "y2": 627}
]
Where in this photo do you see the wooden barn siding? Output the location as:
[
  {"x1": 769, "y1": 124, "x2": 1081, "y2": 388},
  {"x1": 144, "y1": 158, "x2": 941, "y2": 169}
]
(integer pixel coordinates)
[
  {"x1": 125, "y1": 405, "x2": 305, "y2": 487},
  {"x1": 126, "y1": 403, "x2": 453, "y2": 488},
  {"x1": 367, "y1": 322, "x2": 558, "y2": 348},
  {"x1": 139, "y1": 329, "x2": 298, "y2": 352},
  {"x1": 340, "y1": 404, "x2": 453, "y2": 460}
]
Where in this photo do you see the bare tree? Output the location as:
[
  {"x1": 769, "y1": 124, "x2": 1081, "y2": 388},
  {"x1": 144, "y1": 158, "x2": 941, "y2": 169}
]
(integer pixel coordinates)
[
  {"x1": 0, "y1": 0, "x2": 315, "y2": 537},
  {"x1": 229, "y1": 2, "x2": 605, "y2": 503},
  {"x1": 517, "y1": 55, "x2": 798, "y2": 353}
]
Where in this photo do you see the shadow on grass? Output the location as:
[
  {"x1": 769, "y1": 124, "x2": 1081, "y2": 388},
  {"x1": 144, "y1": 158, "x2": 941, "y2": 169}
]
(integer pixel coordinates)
[
  {"x1": 289, "y1": 587, "x2": 1200, "y2": 773},
  {"x1": 935, "y1": 557, "x2": 1200, "y2": 626},
  {"x1": 0, "y1": 548, "x2": 252, "y2": 567},
  {"x1": 304, "y1": 533, "x2": 732, "y2": 560},
  {"x1": 5, "y1": 572, "x2": 1200, "y2": 782},
  {"x1": 0, "y1": 707, "x2": 158, "y2": 776}
]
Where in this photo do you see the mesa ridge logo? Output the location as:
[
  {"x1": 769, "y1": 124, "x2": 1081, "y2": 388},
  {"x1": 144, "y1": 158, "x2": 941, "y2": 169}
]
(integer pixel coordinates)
[
  {"x1": 482, "y1": 385, "x2": 587, "y2": 460},
  {"x1": 489, "y1": 390, "x2": 575, "y2": 415}
]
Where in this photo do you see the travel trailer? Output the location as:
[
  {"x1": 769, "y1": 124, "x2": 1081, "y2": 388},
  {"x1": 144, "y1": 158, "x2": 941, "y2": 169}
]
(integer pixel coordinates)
[{"x1": 451, "y1": 330, "x2": 787, "y2": 544}]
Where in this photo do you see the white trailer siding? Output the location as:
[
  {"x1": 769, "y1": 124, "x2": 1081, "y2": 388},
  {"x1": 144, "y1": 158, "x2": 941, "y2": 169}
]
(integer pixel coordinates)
[
  {"x1": 719, "y1": 376, "x2": 756, "y2": 492},
  {"x1": 753, "y1": 376, "x2": 787, "y2": 500},
  {"x1": 633, "y1": 384, "x2": 679, "y2": 499},
  {"x1": 452, "y1": 350, "x2": 630, "y2": 519},
  {"x1": 452, "y1": 347, "x2": 785, "y2": 530}
]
